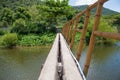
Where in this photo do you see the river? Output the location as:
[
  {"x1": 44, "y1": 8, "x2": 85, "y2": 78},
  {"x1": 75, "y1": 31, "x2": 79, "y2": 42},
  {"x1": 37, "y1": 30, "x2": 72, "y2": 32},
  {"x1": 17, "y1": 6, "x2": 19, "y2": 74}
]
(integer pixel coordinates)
[
  {"x1": 0, "y1": 42, "x2": 120, "y2": 80},
  {"x1": 0, "y1": 46, "x2": 51, "y2": 80}
]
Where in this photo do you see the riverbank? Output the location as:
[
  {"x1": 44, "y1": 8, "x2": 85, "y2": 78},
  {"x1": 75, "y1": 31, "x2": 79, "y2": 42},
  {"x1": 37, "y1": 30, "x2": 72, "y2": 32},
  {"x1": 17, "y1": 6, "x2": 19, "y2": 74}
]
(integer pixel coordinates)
[
  {"x1": 18, "y1": 33, "x2": 55, "y2": 46},
  {"x1": 0, "y1": 42, "x2": 120, "y2": 80},
  {"x1": 0, "y1": 33, "x2": 55, "y2": 48},
  {"x1": 0, "y1": 32, "x2": 117, "y2": 48}
]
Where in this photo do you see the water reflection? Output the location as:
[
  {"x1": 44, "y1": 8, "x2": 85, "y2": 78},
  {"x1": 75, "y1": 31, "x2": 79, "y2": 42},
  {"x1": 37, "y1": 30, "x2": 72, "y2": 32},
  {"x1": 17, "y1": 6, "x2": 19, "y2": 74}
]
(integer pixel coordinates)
[
  {"x1": 0, "y1": 46, "x2": 50, "y2": 80},
  {"x1": 0, "y1": 42, "x2": 120, "y2": 80},
  {"x1": 72, "y1": 42, "x2": 120, "y2": 80}
]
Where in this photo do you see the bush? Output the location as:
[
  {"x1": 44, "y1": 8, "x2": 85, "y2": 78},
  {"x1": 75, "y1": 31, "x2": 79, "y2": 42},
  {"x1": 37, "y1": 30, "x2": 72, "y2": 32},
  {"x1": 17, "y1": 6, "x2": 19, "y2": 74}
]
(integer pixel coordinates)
[
  {"x1": 40, "y1": 33, "x2": 55, "y2": 44},
  {"x1": 0, "y1": 33, "x2": 18, "y2": 48},
  {"x1": 18, "y1": 33, "x2": 55, "y2": 46},
  {"x1": 49, "y1": 26, "x2": 57, "y2": 33},
  {"x1": 11, "y1": 18, "x2": 27, "y2": 34},
  {"x1": 11, "y1": 19, "x2": 47, "y2": 34},
  {"x1": 18, "y1": 35, "x2": 41, "y2": 46},
  {"x1": 25, "y1": 21, "x2": 46, "y2": 34},
  {"x1": 87, "y1": 18, "x2": 117, "y2": 44},
  {"x1": 0, "y1": 29, "x2": 5, "y2": 35},
  {"x1": 0, "y1": 21, "x2": 9, "y2": 28}
]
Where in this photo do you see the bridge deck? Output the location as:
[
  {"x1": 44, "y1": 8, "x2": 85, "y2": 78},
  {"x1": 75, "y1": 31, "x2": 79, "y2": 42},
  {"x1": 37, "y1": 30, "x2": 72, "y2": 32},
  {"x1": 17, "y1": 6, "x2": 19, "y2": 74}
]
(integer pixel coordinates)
[{"x1": 38, "y1": 33, "x2": 85, "y2": 80}]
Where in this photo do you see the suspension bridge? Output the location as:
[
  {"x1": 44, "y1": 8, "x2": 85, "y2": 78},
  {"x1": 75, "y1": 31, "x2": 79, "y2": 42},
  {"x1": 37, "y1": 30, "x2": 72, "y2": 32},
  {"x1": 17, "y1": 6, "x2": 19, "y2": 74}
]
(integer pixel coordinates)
[{"x1": 38, "y1": 0, "x2": 120, "y2": 80}]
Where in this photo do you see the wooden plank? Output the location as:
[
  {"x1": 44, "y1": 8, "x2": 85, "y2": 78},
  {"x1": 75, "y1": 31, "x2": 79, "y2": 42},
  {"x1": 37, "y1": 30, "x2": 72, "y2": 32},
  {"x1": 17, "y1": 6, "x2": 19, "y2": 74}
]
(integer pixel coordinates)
[
  {"x1": 94, "y1": 31, "x2": 120, "y2": 40},
  {"x1": 38, "y1": 34, "x2": 59, "y2": 80},
  {"x1": 60, "y1": 33, "x2": 85, "y2": 80}
]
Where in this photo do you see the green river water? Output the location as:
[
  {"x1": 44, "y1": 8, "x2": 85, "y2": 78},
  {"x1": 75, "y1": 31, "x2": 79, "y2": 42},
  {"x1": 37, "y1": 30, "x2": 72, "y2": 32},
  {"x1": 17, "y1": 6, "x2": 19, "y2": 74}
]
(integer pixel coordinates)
[{"x1": 0, "y1": 42, "x2": 120, "y2": 80}]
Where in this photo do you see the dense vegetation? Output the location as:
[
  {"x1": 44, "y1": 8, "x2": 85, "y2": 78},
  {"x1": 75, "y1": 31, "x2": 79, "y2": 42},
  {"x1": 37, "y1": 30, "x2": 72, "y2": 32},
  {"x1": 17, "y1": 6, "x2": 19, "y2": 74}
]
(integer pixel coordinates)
[
  {"x1": 0, "y1": 0, "x2": 75, "y2": 48},
  {"x1": 0, "y1": 0, "x2": 120, "y2": 48}
]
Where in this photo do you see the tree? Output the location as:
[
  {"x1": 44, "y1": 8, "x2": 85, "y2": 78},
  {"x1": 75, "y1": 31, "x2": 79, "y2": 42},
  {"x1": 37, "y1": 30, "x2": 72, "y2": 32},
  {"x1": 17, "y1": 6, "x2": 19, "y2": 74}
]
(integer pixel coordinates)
[
  {"x1": 0, "y1": 33, "x2": 18, "y2": 48},
  {"x1": 37, "y1": 0, "x2": 75, "y2": 32},
  {"x1": 11, "y1": 18, "x2": 27, "y2": 34},
  {"x1": 111, "y1": 14, "x2": 120, "y2": 33},
  {"x1": 13, "y1": 6, "x2": 31, "y2": 20},
  {"x1": 0, "y1": 8, "x2": 14, "y2": 26}
]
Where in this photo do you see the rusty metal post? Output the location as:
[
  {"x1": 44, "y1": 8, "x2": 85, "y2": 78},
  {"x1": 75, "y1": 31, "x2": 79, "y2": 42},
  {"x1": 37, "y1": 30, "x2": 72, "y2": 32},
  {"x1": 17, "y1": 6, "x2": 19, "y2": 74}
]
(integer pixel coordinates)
[
  {"x1": 83, "y1": 0, "x2": 108, "y2": 77},
  {"x1": 76, "y1": 8, "x2": 91, "y2": 61}
]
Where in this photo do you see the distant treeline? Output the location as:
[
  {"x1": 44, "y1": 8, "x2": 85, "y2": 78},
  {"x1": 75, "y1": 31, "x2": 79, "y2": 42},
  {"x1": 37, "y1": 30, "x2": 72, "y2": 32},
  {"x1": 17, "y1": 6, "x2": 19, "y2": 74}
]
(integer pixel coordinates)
[
  {"x1": 0, "y1": 0, "x2": 75, "y2": 48},
  {"x1": 0, "y1": 0, "x2": 75, "y2": 34}
]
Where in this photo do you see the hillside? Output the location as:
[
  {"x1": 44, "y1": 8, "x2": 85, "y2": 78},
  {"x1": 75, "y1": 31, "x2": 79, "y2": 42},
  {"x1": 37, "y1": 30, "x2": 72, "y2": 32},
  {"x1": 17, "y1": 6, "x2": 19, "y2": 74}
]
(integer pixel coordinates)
[
  {"x1": 0, "y1": 0, "x2": 42, "y2": 10},
  {"x1": 73, "y1": 5, "x2": 119, "y2": 15}
]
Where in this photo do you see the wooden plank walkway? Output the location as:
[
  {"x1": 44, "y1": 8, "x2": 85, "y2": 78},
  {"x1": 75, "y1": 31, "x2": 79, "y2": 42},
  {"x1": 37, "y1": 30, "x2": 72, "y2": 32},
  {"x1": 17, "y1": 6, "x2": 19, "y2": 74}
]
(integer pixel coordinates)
[
  {"x1": 60, "y1": 33, "x2": 85, "y2": 80},
  {"x1": 38, "y1": 33, "x2": 86, "y2": 80},
  {"x1": 38, "y1": 0, "x2": 120, "y2": 79},
  {"x1": 38, "y1": 34, "x2": 59, "y2": 80}
]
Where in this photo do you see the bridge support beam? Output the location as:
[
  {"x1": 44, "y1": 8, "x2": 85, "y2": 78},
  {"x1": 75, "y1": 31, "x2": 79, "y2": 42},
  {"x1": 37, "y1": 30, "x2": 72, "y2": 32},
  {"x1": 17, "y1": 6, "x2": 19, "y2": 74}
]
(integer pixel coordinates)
[
  {"x1": 67, "y1": 20, "x2": 74, "y2": 44},
  {"x1": 70, "y1": 11, "x2": 85, "y2": 49},
  {"x1": 94, "y1": 31, "x2": 120, "y2": 40},
  {"x1": 83, "y1": 0, "x2": 108, "y2": 77},
  {"x1": 76, "y1": 7, "x2": 91, "y2": 61}
]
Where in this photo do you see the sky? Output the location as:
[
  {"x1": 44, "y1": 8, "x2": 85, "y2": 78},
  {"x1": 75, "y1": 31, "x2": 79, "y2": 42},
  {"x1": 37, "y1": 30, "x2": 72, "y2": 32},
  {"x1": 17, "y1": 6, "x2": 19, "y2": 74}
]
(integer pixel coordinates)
[{"x1": 69, "y1": 0, "x2": 120, "y2": 13}]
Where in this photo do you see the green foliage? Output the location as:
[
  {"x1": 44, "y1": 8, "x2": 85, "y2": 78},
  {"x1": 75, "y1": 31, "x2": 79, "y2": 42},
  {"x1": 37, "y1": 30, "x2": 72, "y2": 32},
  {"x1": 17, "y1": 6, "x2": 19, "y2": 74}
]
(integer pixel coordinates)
[
  {"x1": 40, "y1": 33, "x2": 55, "y2": 45},
  {"x1": 0, "y1": 30, "x2": 4, "y2": 35},
  {"x1": 0, "y1": 8, "x2": 14, "y2": 25},
  {"x1": 11, "y1": 18, "x2": 27, "y2": 34},
  {"x1": 37, "y1": 0, "x2": 75, "y2": 30},
  {"x1": 11, "y1": 18, "x2": 47, "y2": 34},
  {"x1": 0, "y1": 21, "x2": 8, "y2": 28},
  {"x1": 0, "y1": 0, "x2": 75, "y2": 35},
  {"x1": 110, "y1": 14, "x2": 120, "y2": 33},
  {"x1": 88, "y1": 18, "x2": 117, "y2": 32},
  {"x1": 0, "y1": 0, "x2": 42, "y2": 9},
  {"x1": 26, "y1": 21, "x2": 46, "y2": 34},
  {"x1": 14, "y1": 7, "x2": 31, "y2": 20},
  {"x1": 111, "y1": 14, "x2": 120, "y2": 25},
  {"x1": 99, "y1": 19, "x2": 117, "y2": 32},
  {"x1": 0, "y1": 33, "x2": 18, "y2": 48},
  {"x1": 48, "y1": 26, "x2": 57, "y2": 33},
  {"x1": 19, "y1": 33, "x2": 55, "y2": 46},
  {"x1": 75, "y1": 33, "x2": 81, "y2": 42},
  {"x1": 0, "y1": 0, "x2": 119, "y2": 47},
  {"x1": 18, "y1": 35, "x2": 41, "y2": 46},
  {"x1": 88, "y1": 18, "x2": 117, "y2": 44},
  {"x1": 0, "y1": 29, "x2": 6, "y2": 35},
  {"x1": 28, "y1": 5, "x2": 39, "y2": 21},
  {"x1": 74, "y1": 32, "x2": 91, "y2": 45}
]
